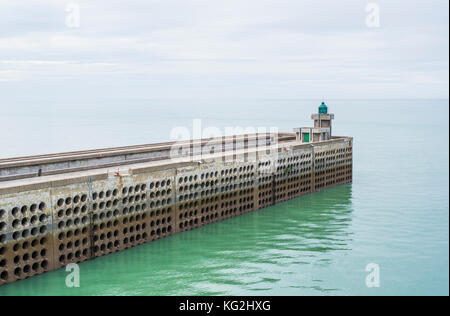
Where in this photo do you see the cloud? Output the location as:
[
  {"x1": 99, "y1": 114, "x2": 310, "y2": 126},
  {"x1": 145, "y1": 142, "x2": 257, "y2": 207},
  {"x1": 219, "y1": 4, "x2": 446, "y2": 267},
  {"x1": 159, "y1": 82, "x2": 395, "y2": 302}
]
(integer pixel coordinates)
[{"x1": 0, "y1": 0, "x2": 448, "y2": 98}]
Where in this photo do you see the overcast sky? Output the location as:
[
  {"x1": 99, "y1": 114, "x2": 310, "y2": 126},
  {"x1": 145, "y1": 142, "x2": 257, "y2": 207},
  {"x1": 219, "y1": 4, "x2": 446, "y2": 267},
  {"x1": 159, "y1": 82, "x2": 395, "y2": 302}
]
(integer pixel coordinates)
[{"x1": 0, "y1": 0, "x2": 448, "y2": 101}]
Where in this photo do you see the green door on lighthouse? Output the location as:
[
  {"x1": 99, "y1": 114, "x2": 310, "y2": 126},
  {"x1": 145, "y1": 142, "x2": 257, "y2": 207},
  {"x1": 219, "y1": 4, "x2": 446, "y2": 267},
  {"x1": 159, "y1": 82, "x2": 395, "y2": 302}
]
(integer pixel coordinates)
[{"x1": 304, "y1": 133, "x2": 309, "y2": 143}]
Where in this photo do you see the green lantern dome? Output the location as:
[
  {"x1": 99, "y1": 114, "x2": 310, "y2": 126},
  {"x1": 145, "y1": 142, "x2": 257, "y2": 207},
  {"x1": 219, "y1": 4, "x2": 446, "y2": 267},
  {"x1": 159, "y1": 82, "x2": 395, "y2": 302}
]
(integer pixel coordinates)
[{"x1": 318, "y1": 101, "x2": 328, "y2": 114}]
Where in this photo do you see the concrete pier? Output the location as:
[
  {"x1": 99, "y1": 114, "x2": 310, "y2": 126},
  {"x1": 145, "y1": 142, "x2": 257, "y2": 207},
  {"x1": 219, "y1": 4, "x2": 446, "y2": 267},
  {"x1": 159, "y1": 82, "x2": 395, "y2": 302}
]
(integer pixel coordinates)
[{"x1": 0, "y1": 107, "x2": 353, "y2": 286}]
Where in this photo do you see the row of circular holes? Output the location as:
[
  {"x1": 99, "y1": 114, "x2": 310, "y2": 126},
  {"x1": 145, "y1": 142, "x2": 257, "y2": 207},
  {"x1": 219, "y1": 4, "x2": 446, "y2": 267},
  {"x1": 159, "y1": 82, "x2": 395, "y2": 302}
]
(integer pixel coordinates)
[
  {"x1": 149, "y1": 180, "x2": 171, "y2": 190},
  {"x1": 316, "y1": 150, "x2": 338, "y2": 157},
  {"x1": 300, "y1": 186, "x2": 311, "y2": 193},
  {"x1": 57, "y1": 195, "x2": 87, "y2": 207},
  {"x1": 9, "y1": 248, "x2": 48, "y2": 266},
  {"x1": 178, "y1": 173, "x2": 254, "y2": 192},
  {"x1": 92, "y1": 207, "x2": 173, "y2": 220},
  {"x1": 239, "y1": 196, "x2": 254, "y2": 204},
  {"x1": 276, "y1": 163, "x2": 301, "y2": 172},
  {"x1": 182, "y1": 184, "x2": 244, "y2": 200},
  {"x1": 7, "y1": 214, "x2": 47, "y2": 230},
  {"x1": 259, "y1": 183, "x2": 272, "y2": 190},
  {"x1": 276, "y1": 177, "x2": 300, "y2": 186},
  {"x1": 0, "y1": 244, "x2": 47, "y2": 271},
  {"x1": 0, "y1": 260, "x2": 49, "y2": 280},
  {"x1": 150, "y1": 226, "x2": 172, "y2": 236},
  {"x1": 0, "y1": 225, "x2": 48, "y2": 242},
  {"x1": 221, "y1": 201, "x2": 238, "y2": 208},
  {"x1": 259, "y1": 198, "x2": 272, "y2": 205},
  {"x1": 57, "y1": 206, "x2": 88, "y2": 218},
  {"x1": 236, "y1": 180, "x2": 254, "y2": 189},
  {"x1": 181, "y1": 200, "x2": 242, "y2": 219},
  {"x1": 1, "y1": 206, "x2": 44, "y2": 235},
  {"x1": 59, "y1": 238, "x2": 89, "y2": 252},
  {"x1": 179, "y1": 180, "x2": 219, "y2": 192},
  {"x1": 93, "y1": 226, "x2": 172, "y2": 253},
  {"x1": 94, "y1": 230, "x2": 119, "y2": 242},
  {"x1": 258, "y1": 175, "x2": 272, "y2": 183},
  {"x1": 150, "y1": 216, "x2": 172, "y2": 227},
  {"x1": 275, "y1": 168, "x2": 311, "y2": 178},
  {"x1": 93, "y1": 241, "x2": 120, "y2": 253},
  {"x1": 179, "y1": 172, "x2": 218, "y2": 184},
  {"x1": 149, "y1": 189, "x2": 172, "y2": 198},
  {"x1": 56, "y1": 180, "x2": 170, "y2": 208},
  {"x1": 219, "y1": 209, "x2": 238, "y2": 217},
  {"x1": 0, "y1": 237, "x2": 48, "y2": 263},
  {"x1": 179, "y1": 190, "x2": 208, "y2": 201},
  {"x1": 7, "y1": 203, "x2": 47, "y2": 218},
  {"x1": 240, "y1": 203, "x2": 255, "y2": 212},
  {"x1": 179, "y1": 197, "x2": 220, "y2": 210},
  {"x1": 59, "y1": 249, "x2": 88, "y2": 263},
  {"x1": 239, "y1": 188, "x2": 254, "y2": 195},
  {"x1": 178, "y1": 166, "x2": 254, "y2": 185},
  {"x1": 179, "y1": 211, "x2": 225, "y2": 229},
  {"x1": 57, "y1": 216, "x2": 89, "y2": 229},
  {"x1": 220, "y1": 192, "x2": 239, "y2": 200},
  {"x1": 258, "y1": 161, "x2": 271, "y2": 167},
  {"x1": 94, "y1": 199, "x2": 173, "y2": 221},
  {"x1": 57, "y1": 227, "x2": 88, "y2": 241}
]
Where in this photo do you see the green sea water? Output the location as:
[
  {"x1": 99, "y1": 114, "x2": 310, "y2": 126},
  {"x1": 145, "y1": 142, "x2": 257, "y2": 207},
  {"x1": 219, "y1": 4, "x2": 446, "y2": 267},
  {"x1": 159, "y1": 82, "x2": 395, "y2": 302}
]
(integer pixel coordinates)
[{"x1": 0, "y1": 99, "x2": 448, "y2": 296}]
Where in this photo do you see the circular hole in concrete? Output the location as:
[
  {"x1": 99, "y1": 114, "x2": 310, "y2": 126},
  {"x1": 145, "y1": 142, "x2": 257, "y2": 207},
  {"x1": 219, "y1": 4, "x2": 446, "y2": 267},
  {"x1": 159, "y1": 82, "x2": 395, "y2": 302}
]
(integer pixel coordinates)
[
  {"x1": 41, "y1": 260, "x2": 48, "y2": 269},
  {"x1": 40, "y1": 237, "x2": 47, "y2": 245},
  {"x1": 11, "y1": 207, "x2": 19, "y2": 217},
  {"x1": 1, "y1": 271, "x2": 8, "y2": 280},
  {"x1": 20, "y1": 206, "x2": 27, "y2": 214}
]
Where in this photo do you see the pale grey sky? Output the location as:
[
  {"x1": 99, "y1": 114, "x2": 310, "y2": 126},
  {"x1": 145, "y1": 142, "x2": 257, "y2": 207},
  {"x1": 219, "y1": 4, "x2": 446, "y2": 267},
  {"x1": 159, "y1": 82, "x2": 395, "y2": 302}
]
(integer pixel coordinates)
[{"x1": 0, "y1": 0, "x2": 448, "y2": 101}]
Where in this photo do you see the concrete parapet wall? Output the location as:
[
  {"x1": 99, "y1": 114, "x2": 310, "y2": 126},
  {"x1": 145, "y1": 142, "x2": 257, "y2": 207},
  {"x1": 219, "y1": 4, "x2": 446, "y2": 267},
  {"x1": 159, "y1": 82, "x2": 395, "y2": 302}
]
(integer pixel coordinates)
[{"x1": 0, "y1": 134, "x2": 295, "y2": 182}]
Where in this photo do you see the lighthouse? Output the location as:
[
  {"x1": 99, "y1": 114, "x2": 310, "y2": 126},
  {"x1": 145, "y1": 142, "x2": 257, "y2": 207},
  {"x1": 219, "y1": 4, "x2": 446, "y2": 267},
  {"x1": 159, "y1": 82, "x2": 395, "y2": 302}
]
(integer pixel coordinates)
[{"x1": 293, "y1": 101, "x2": 335, "y2": 143}]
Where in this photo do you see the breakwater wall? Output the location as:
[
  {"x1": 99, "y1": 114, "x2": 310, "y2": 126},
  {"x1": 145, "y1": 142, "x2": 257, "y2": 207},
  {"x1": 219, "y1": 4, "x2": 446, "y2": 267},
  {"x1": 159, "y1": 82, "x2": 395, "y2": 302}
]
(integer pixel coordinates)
[{"x1": 0, "y1": 135, "x2": 352, "y2": 285}]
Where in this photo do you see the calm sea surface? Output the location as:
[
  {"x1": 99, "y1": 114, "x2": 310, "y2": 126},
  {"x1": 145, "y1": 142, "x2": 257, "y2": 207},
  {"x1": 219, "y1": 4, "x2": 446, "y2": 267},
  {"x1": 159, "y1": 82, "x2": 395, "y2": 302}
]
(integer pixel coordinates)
[{"x1": 0, "y1": 99, "x2": 448, "y2": 296}]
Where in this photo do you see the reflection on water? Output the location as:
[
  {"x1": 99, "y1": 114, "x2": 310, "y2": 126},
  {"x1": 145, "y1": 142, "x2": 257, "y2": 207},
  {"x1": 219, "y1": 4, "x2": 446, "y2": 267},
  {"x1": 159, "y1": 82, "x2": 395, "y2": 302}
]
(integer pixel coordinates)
[{"x1": 0, "y1": 184, "x2": 353, "y2": 296}]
